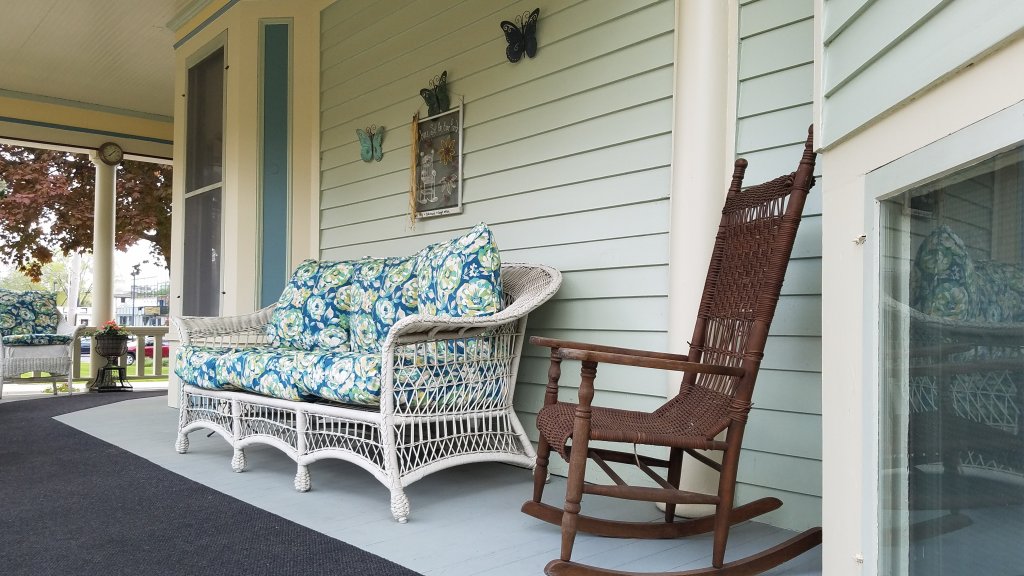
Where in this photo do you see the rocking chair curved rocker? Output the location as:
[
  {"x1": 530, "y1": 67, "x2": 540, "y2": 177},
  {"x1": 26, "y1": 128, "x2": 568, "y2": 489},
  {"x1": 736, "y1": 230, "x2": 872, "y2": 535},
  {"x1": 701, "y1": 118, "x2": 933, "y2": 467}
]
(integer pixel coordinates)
[{"x1": 523, "y1": 127, "x2": 821, "y2": 575}]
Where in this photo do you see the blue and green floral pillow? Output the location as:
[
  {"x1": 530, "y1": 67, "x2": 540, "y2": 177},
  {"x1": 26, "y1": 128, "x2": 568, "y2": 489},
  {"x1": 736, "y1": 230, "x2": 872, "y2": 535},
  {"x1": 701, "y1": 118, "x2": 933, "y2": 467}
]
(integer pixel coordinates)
[
  {"x1": 339, "y1": 255, "x2": 420, "y2": 353},
  {"x1": 267, "y1": 224, "x2": 502, "y2": 355},
  {"x1": 415, "y1": 223, "x2": 503, "y2": 318},
  {"x1": 267, "y1": 259, "x2": 355, "y2": 351},
  {"x1": 0, "y1": 289, "x2": 63, "y2": 337}
]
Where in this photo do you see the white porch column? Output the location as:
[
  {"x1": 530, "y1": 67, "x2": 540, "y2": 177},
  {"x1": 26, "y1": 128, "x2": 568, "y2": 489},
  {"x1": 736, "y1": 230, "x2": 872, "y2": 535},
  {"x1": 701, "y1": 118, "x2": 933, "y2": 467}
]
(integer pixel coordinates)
[
  {"x1": 666, "y1": 0, "x2": 731, "y2": 515},
  {"x1": 90, "y1": 152, "x2": 116, "y2": 376}
]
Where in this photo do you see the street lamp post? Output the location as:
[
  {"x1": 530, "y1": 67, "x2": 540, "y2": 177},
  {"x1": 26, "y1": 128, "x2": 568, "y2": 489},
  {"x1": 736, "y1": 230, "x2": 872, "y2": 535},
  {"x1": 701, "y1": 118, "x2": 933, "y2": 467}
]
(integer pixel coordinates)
[{"x1": 130, "y1": 263, "x2": 140, "y2": 327}]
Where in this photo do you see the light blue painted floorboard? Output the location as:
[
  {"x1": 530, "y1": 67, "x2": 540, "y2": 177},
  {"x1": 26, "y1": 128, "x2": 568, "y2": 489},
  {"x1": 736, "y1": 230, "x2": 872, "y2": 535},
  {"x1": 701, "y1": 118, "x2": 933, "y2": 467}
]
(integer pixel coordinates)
[{"x1": 55, "y1": 396, "x2": 822, "y2": 575}]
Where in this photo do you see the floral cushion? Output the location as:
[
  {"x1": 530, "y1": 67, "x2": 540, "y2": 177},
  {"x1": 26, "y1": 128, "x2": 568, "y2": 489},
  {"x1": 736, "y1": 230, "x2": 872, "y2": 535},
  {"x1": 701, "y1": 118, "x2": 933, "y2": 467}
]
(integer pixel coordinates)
[
  {"x1": 2, "y1": 334, "x2": 73, "y2": 346},
  {"x1": 0, "y1": 289, "x2": 63, "y2": 337},
  {"x1": 415, "y1": 223, "x2": 503, "y2": 317},
  {"x1": 174, "y1": 345, "x2": 261, "y2": 391},
  {"x1": 911, "y1": 225, "x2": 1024, "y2": 322},
  {"x1": 217, "y1": 348, "x2": 382, "y2": 405},
  {"x1": 178, "y1": 341, "x2": 504, "y2": 408},
  {"x1": 267, "y1": 259, "x2": 355, "y2": 351}
]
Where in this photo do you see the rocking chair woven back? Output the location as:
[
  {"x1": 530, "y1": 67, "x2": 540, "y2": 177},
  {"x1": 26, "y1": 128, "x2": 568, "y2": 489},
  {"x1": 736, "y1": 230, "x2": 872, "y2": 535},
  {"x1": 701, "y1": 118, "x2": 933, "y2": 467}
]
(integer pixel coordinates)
[{"x1": 659, "y1": 128, "x2": 817, "y2": 437}]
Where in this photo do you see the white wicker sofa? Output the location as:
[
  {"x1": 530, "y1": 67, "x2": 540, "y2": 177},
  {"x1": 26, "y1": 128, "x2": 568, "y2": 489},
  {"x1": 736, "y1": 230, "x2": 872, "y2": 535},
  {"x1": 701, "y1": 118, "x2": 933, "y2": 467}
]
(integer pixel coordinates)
[{"x1": 172, "y1": 225, "x2": 561, "y2": 522}]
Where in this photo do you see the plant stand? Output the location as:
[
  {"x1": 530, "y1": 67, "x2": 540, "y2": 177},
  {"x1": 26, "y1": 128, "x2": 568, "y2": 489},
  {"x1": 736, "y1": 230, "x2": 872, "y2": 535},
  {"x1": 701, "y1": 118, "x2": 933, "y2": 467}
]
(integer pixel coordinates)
[{"x1": 89, "y1": 335, "x2": 133, "y2": 393}]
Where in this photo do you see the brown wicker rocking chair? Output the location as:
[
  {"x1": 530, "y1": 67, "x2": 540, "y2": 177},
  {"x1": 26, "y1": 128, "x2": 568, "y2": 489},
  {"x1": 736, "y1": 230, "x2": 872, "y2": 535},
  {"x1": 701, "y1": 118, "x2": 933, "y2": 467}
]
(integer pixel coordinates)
[{"x1": 522, "y1": 126, "x2": 821, "y2": 575}]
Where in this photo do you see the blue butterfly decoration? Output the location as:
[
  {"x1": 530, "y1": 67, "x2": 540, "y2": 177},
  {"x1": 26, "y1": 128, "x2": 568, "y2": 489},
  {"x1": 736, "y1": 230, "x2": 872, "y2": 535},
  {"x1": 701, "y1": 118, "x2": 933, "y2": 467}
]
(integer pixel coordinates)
[
  {"x1": 356, "y1": 125, "x2": 385, "y2": 162},
  {"x1": 500, "y1": 8, "x2": 539, "y2": 63},
  {"x1": 419, "y1": 71, "x2": 450, "y2": 117}
]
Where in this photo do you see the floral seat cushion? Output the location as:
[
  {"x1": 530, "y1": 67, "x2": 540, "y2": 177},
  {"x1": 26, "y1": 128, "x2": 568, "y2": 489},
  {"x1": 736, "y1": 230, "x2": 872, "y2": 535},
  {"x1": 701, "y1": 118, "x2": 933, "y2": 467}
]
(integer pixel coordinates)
[
  {"x1": 911, "y1": 224, "x2": 1024, "y2": 322},
  {"x1": 175, "y1": 346, "x2": 249, "y2": 391},
  {"x1": 218, "y1": 348, "x2": 383, "y2": 404},
  {"x1": 2, "y1": 334, "x2": 73, "y2": 346}
]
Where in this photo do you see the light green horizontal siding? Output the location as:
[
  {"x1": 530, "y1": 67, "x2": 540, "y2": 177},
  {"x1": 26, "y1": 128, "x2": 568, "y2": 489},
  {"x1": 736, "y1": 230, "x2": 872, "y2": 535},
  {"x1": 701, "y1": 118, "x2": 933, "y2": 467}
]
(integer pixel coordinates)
[
  {"x1": 822, "y1": 0, "x2": 873, "y2": 41},
  {"x1": 319, "y1": 0, "x2": 675, "y2": 469},
  {"x1": 822, "y1": 0, "x2": 1024, "y2": 146},
  {"x1": 736, "y1": 0, "x2": 821, "y2": 530}
]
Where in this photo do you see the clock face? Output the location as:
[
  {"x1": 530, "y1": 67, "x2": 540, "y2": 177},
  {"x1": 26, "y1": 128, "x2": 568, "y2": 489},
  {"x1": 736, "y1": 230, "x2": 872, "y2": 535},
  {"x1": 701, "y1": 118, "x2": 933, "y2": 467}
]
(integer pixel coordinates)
[{"x1": 98, "y1": 142, "x2": 123, "y2": 165}]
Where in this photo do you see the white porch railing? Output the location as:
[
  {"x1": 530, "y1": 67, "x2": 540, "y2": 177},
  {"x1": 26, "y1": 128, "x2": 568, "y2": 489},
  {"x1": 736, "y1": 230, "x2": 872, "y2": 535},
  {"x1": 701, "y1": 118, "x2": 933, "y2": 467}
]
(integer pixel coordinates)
[{"x1": 72, "y1": 325, "x2": 171, "y2": 381}]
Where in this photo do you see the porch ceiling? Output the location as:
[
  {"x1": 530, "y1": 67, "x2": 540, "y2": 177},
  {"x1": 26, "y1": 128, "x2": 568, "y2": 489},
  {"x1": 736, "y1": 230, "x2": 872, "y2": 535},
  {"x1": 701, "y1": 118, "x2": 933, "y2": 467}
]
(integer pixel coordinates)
[{"x1": 0, "y1": 0, "x2": 184, "y2": 120}]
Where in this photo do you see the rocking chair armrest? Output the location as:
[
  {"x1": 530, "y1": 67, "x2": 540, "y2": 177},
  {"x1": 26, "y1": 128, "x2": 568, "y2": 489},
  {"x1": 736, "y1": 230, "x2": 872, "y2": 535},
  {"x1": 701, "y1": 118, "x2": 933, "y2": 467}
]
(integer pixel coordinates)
[
  {"x1": 529, "y1": 336, "x2": 690, "y2": 363},
  {"x1": 552, "y1": 346, "x2": 745, "y2": 378}
]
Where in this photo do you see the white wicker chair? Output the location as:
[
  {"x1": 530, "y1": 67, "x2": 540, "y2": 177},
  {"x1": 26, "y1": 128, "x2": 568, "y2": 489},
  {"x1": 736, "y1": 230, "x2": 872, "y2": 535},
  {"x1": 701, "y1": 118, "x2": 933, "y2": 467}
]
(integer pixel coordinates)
[
  {"x1": 0, "y1": 290, "x2": 76, "y2": 398},
  {"x1": 172, "y1": 263, "x2": 561, "y2": 522}
]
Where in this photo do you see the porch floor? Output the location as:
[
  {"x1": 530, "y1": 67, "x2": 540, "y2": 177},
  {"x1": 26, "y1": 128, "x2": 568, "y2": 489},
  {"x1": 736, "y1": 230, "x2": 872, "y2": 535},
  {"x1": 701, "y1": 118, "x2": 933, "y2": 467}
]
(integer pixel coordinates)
[{"x1": 52, "y1": 395, "x2": 822, "y2": 575}]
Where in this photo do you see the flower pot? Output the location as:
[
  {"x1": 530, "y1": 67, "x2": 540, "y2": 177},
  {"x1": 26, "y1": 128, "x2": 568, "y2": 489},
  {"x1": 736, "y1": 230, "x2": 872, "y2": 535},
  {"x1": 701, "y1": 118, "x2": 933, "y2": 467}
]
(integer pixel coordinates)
[{"x1": 94, "y1": 335, "x2": 128, "y2": 357}]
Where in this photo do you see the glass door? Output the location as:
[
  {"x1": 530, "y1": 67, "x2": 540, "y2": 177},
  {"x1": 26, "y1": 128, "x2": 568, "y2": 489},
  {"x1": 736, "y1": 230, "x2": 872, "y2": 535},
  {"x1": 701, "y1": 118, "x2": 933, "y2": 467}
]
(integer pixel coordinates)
[
  {"x1": 879, "y1": 145, "x2": 1024, "y2": 575},
  {"x1": 183, "y1": 46, "x2": 224, "y2": 316}
]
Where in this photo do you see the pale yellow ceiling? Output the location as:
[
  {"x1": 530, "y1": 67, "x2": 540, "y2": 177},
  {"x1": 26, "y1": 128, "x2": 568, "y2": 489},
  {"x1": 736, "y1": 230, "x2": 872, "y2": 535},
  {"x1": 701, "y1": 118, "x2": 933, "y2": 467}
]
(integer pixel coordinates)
[{"x1": 0, "y1": 0, "x2": 187, "y2": 120}]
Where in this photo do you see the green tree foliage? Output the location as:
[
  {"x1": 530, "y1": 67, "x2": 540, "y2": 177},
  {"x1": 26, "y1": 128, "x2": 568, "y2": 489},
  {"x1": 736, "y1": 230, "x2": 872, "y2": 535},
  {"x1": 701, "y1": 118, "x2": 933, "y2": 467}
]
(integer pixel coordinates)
[
  {"x1": 0, "y1": 144, "x2": 171, "y2": 282},
  {"x1": 0, "y1": 254, "x2": 93, "y2": 306}
]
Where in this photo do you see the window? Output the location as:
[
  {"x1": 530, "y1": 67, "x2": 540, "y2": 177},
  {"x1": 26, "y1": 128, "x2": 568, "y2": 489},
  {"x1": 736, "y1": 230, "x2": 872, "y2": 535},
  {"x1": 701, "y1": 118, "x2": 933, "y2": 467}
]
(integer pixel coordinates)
[{"x1": 879, "y1": 145, "x2": 1024, "y2": 575}]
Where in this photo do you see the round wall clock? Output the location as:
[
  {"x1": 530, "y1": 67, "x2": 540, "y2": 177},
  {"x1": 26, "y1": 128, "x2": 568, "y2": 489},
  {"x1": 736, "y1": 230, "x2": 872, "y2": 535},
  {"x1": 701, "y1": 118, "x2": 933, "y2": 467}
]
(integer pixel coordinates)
[{"x1": 98, "y1": 142, "x2": 124, "y2": 166}]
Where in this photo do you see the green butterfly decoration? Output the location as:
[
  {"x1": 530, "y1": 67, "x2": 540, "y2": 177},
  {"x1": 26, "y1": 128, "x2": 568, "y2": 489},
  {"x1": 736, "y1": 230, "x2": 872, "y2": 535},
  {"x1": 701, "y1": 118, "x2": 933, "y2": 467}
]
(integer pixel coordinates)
[
  {"x1": 356, "y1": 125, "x2": 385, "y2": 162},
  {"x1": 419, "y1": 70, "x2": 450, "y2": 117}
]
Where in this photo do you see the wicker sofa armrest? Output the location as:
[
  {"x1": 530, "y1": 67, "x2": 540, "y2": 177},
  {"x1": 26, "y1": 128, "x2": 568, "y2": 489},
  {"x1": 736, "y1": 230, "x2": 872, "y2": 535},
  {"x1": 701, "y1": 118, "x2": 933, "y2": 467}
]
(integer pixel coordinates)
[
  {"x1": 377, "y1": 263, "x2": 561, "y2": 413},
  {"x1": 171, "y1": 305, "x2": 277, "y2": 347}
]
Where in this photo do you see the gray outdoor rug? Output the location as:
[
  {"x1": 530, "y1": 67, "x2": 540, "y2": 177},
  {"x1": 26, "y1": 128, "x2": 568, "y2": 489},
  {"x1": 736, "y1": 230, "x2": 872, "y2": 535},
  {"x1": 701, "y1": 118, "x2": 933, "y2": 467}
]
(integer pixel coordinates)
[{"x1": 0, "y1": 392, "x2": 422, "y2": 576}]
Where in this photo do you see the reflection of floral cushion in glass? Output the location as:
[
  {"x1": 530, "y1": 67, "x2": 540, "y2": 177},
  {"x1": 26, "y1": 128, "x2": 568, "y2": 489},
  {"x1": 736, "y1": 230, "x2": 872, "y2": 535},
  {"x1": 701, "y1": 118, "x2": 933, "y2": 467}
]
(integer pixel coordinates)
[
  {"x1": 2, "y1": 333, "x2": 72, "y2": 346},
  {"x1": 415, "y1": 223, "x2": 503, "y2": 317},
  {"x1": 0, "y1": 289, "x2": 63, "y2": 337},
  {"x1": 911, "y1": 225, "x2": 1024, "y2": 322},
  {"x1": 267, "y1": 259, "x2": 355, "y2": 351}
]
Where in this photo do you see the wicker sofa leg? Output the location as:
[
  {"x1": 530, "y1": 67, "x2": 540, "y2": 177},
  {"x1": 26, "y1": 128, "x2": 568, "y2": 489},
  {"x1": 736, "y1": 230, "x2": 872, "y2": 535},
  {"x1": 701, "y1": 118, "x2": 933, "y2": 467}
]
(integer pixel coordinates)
[
  {"x1": 231, "y1": 448, "x2": 247, "y2": 472},
  {"x1": 294, "y1": 465, "x2": 311, "y2": 492},
  {"x1": 175, "y1": 433, "x2": 190, "y2": 454},
  {"x1": 390, "y1": 489, "x2": 410, "y2": 524}
]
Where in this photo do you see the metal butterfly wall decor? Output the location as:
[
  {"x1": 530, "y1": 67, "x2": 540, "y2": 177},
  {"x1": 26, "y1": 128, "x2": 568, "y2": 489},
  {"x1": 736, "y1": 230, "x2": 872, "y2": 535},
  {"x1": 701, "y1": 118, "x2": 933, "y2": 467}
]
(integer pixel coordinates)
[
  {"x1": 500, "y1": 8, "x2": 539, "y2": 63},
  {"x1": 419, "y1": 71, "x2": 450, "y2": 117},
  {"x1": 356, "y1": 125, "x2": 385, "y2": 162}
]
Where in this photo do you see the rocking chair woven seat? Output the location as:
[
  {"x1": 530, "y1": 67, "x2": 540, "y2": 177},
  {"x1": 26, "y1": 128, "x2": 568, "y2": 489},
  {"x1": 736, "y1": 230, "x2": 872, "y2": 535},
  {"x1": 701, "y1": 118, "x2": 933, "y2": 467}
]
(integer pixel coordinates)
[
  {"x1": 539, "y1": 384, "x2": 736, "y2": 460},
  {"x1": 523, "y1": 126, "x2": 821, "y2": 575}
]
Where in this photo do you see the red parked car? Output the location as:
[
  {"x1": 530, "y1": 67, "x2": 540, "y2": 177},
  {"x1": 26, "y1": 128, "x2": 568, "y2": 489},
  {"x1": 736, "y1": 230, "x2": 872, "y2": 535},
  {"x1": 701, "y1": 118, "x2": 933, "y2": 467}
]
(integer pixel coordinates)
[{"x1": 125, "y1": 341, "x2": 170, "y2": 365}]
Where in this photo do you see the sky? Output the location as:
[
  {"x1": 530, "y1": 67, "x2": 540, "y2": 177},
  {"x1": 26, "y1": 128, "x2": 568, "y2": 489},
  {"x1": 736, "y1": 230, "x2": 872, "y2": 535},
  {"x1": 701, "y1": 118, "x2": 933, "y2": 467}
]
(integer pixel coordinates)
[{"x1": 113, "y1": 241, "x2": 170, "y2": 293}]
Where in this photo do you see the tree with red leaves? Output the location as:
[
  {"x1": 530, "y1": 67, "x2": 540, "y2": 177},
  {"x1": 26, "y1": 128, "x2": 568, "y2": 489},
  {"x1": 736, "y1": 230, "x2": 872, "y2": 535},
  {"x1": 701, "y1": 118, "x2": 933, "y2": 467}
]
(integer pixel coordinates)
[{"x1": 0, "y1": 144, "x2": 171, "y2": 282}]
